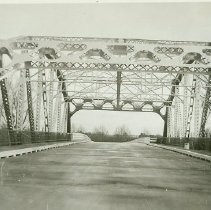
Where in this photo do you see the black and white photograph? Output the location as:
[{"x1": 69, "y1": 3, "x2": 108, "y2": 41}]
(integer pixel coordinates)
[{"x1": 0, "y1": 0, "x2": 211, "y2": 209}]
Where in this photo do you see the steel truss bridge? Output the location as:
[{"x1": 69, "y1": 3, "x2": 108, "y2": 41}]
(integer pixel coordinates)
[{"x1": 0, "y1": 36, "x2": 211, "y2": 144}]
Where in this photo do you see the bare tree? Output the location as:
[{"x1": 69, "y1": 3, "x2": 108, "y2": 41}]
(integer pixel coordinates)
[
  {"x1": 93, "y1": 125, "x2": 108, "y2": 135},
  {"x1": 115, "y1": 125, "x2": 131, "y2": 136},
  {"x1": 205, "y1": 128, "x2": 211, "y2": 137},
  {"x1": 75, "y1": 125, "x2": 86, "y2": 133}
]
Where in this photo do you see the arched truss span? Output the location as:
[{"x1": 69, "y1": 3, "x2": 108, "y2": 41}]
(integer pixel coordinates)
[{"x1": 0, "y1": 36, "x2": 211, "y2": 142}]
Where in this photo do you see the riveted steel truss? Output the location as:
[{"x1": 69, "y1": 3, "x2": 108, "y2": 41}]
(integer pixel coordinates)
[{"x1": 1, "y1": 36, "x2": 211, "y2": 140}]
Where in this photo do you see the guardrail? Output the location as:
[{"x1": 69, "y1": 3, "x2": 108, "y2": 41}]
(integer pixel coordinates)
[
  {"x1": 0, "y1": 129, "x2": 93, "y2": 146},
  {"x1": 156, "y1": 137, "x2": 211, "y2": 151},
  {"x1": 0, "y1": 129, "x2": 71, "y2": 146}
]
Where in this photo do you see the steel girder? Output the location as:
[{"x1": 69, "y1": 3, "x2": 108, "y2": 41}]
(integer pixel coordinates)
[{"x1": 5, "y1": 36, "x2": 211, "y2": 70}]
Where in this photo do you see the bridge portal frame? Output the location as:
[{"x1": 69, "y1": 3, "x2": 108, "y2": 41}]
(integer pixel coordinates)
[{"x1": 0, "y1": 36, "x2": 211, "y2": 142}]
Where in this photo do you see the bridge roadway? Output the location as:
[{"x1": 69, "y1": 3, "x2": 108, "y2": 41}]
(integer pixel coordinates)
[{"x1": 0, "y1": 141, "x2": 211, "y2": 210}]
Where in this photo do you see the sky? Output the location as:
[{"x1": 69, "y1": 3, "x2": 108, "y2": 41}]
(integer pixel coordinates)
[{"x1": 0, "y1": 2, "x2": 211, "y2": 135}]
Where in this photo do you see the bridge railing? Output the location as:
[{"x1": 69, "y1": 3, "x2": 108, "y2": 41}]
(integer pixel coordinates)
[
  {"x1": 0, "y1": 129, "x2": 93, "y2": 146},
  {"x1": 156, "y1": 137, "x2": 211, "y2": 151},
  {"x1": 0, "y1": 128, "x2": 71, "y2": 146}
]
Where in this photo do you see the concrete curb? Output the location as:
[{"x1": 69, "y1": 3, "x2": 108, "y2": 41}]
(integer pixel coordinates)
[
  {"x1": 0, "y1": 141, "x2": 89, "y2": 159},
  {"x1": 147, "y1": 143, "x2": 211, "y2": 162}
]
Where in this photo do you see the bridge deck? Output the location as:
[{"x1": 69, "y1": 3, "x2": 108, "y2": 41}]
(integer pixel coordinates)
[{"x1": 0, "y1": 142, "x2": 211, "y2": 210}]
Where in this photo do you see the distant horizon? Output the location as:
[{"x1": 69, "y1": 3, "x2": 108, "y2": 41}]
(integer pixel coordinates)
[{"x1": 72, "y1": 110, "x2": 164, "y2": 135}]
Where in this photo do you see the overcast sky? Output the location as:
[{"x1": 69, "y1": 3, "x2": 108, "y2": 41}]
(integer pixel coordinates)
[{"x1": 0, "y1": 2, "x2": 211, "y2": 135}]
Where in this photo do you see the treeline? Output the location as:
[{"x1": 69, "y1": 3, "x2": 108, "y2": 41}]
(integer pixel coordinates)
[
  {"x1": 77, "y1": 125, "x2": 137, "y2": 142},
  {"x1": 85, "y1": 132, "x2": 135, "y2": 142},
  {"x1": 138, "y1": 132, "x2": 162, "y2": 138}
]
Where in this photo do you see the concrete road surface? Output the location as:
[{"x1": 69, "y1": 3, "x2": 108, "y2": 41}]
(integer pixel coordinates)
[{"x1": 0, "y1": 141, "x2": 211, "y2": 210}]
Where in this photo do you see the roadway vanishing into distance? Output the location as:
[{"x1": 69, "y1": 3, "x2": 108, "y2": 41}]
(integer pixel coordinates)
[{"x1": 0, "y1": 141, "x2": 211, "y2": 210}]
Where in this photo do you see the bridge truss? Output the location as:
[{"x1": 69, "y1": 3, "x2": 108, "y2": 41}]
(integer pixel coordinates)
[{"x1": 0, "y1": 36, "x2": 211, "y2": 143}]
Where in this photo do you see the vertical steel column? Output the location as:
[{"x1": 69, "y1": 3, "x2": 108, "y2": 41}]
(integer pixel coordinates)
[
  {"x1": 163, "y1": 107, "x2": 168, "y2": 137},
  {"x1": 63, "y1": 103, "x2": 68, "y2": 133},
  {"x1": 170, "y1": 106, "x2": 174, "y2": 137},
  {"x1": 183, "y1": 74, "x2": 188, "y2": 138},
  {"x1": 57, "y1": 98, "x2": 62, "y2": 133},
  {"x1": 177, "y1": 86, "x2": 182, "y2": 138},
  {"x1": 117, "y1": 71, "x2": 122, "y2": 110},
  {"x1": 67, "y1": 103, "x2": 71, "y2": 134},
  {"x1": 194, "y1": 76, "x2": 201, "y2": 137},
  {"x1": 61, "y1": 102, "x2": 67, "y2": 133},
  {"x1": 56, "y1": 84, "x2": 62, "y2": 133},
  {"x1": 25, "y1": 62, "x2": 35, "y2": 142},
  {"x1": 16, "y1": 69, "x2": 26, "y2": 144},
  {"x1": 41, "y1": 70, "x2": 49, "y2": 132},
  {"x1": 17, "y1": 69, "x2": 26, "y2": 130},
  {"x1": 52, "y1": 82, "x2": 61, "y2": 132},
  {"x1": 0, "y1": 55, "x2": 15, "y2": 144},
  {"x1": 35, "y1": 69, "x2": 42, "y2": 131},
  {"x1": 167, "y1": 106, "x2": 171, "y2": 138},
  {"x1": 1, "y1": 52, "x2": 17, "y2": 144},
  {"x1": 186, "y1": 77, "x2": 197, "y2": 138},
  {"x1": 174, "y1": 87, "x2": 179, "y2": 137},
  {"x1": 0, "y1": 79, "x2": 16, "y2": 144},
  {"x1": 200, "y1": 71, "x2": 211, "y2": 137},
  {"x1": 0, "y1": 97, "x2": 3, "y2": 125},
  {"x1": 48, "y1": 69, "x2": 54, "y2": 132}
]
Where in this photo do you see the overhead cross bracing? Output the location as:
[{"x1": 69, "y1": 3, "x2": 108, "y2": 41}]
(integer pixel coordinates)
[{"x1": 0, "y1": 36, "x2": 211, "y2": 143}]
